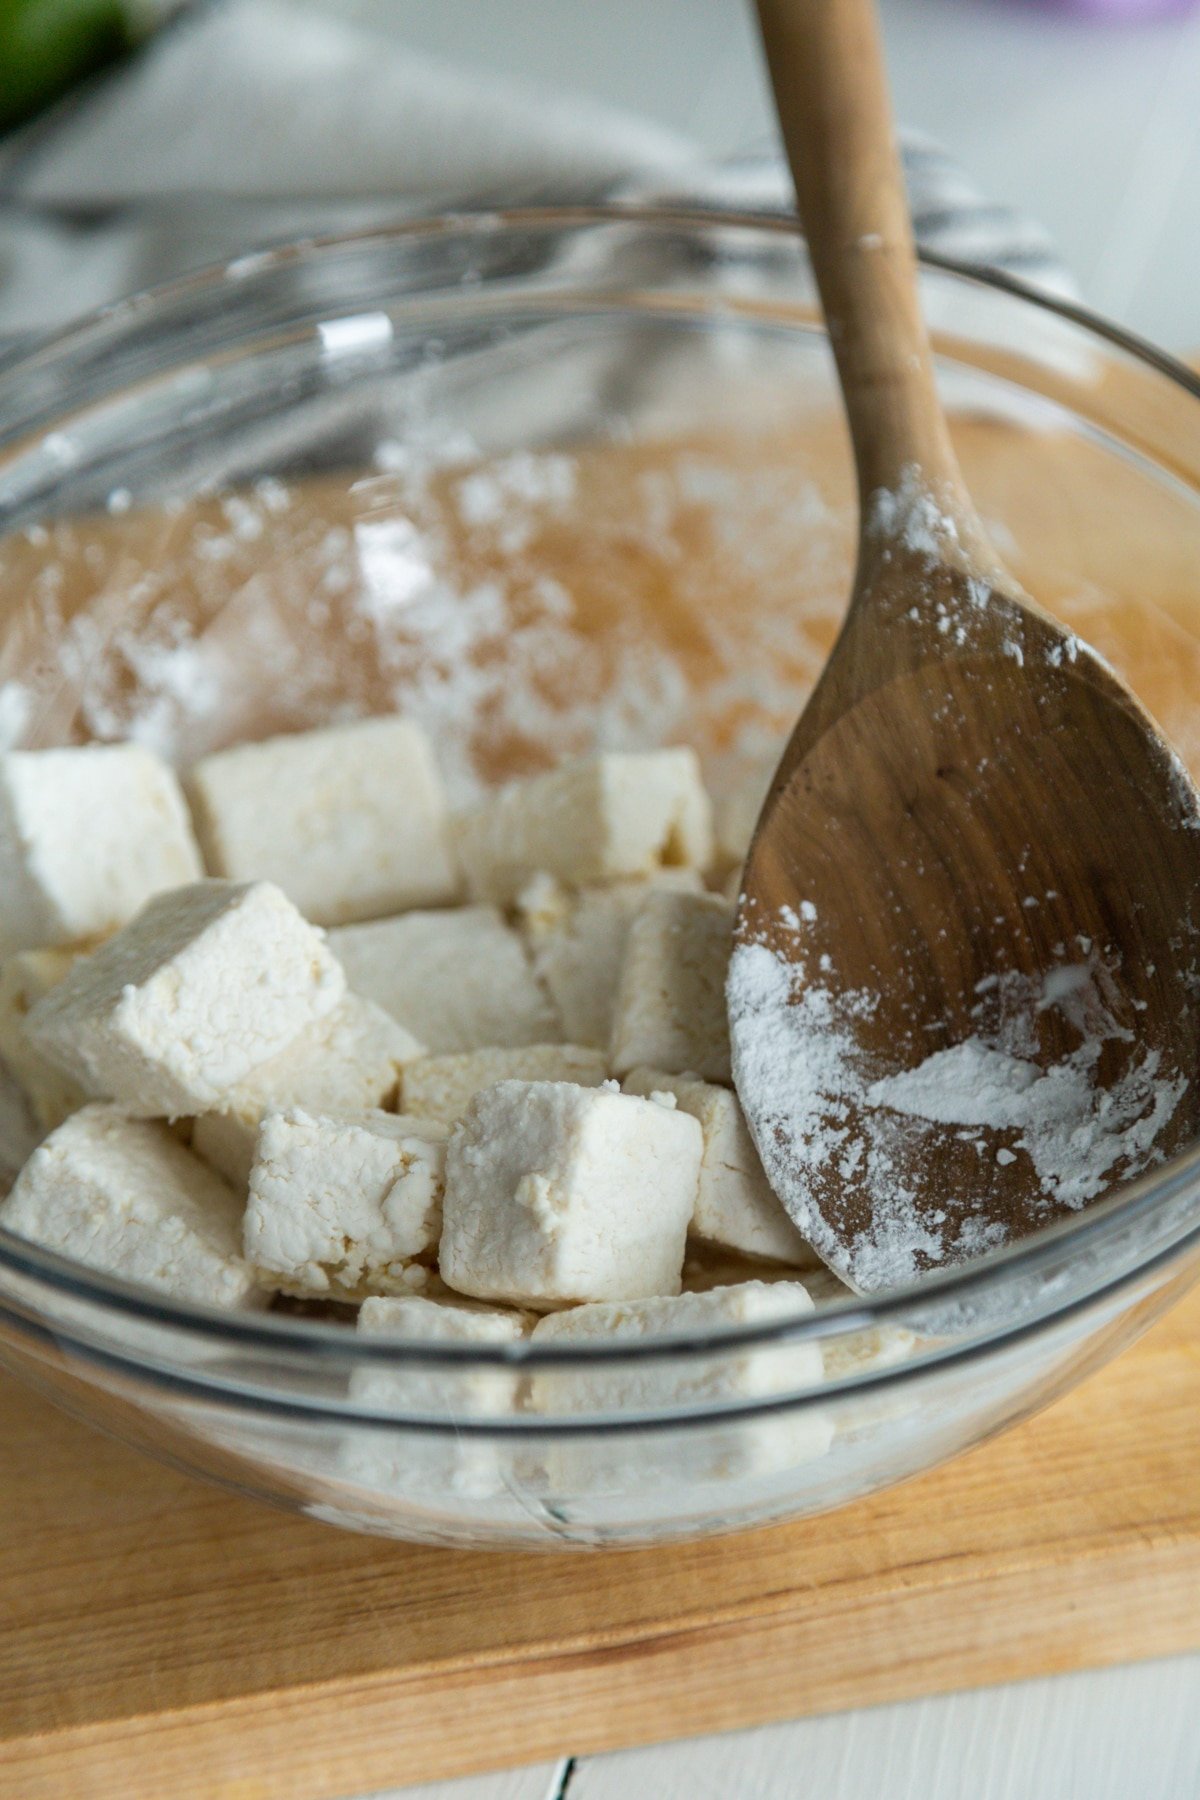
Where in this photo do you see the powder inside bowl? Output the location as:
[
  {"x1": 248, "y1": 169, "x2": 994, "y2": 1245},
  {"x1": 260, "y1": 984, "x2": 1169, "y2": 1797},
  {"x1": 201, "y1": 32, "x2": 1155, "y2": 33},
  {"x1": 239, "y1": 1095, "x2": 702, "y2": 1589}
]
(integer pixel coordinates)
[{"x1": 0, "y1": 430, "x2": 852, "y2": 800}]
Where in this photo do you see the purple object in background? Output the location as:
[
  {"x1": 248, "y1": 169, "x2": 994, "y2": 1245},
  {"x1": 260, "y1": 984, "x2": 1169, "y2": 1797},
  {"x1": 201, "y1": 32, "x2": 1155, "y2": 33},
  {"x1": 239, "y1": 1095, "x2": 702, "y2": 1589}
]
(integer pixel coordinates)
[{"x1": 1038, "y1": 0, "x2": 1200, "y2": 16}]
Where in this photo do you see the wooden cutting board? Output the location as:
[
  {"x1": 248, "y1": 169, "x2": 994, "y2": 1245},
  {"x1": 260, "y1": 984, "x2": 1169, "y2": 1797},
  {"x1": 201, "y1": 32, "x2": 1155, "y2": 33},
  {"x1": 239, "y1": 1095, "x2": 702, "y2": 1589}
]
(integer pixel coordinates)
[{"x1": 3, "y1": 1278, "x2": 1200, "y2": 1800}]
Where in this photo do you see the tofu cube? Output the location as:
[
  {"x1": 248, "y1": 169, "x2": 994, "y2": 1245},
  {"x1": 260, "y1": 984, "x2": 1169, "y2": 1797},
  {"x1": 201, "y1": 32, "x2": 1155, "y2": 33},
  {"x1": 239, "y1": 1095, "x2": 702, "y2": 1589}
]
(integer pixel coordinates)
[
  {"x1": 609, "y1": 890, "x2": 734, "y2": 1082},
  {"x1": 353, "y1": 1292, "x2": 530, "y2": 1407},
  {"x1": 244, "y1": 1107, "x2": 448, "y2": 1299},
  {"x1": 402, "y1": 1043, "x2": 608, "y2": 1125},
  {"x1": 711, "y1": 751, "x2": 781, "y2": 873},
  {"x1": 191, "y1": 994, "x2": 423, "y2": 1187},
  {"x1": 684, "y1": 1255, "x2": 915, "y2": 1400},
  {"x1": 0, "y1": 1104, "x2": 261, "y2": 1308},
  {"x1": 25, "y1": 880, "x2": 345, "y2": 1117},
  {"x1": 344, "y1": 1294, "x2": 532, "y2": 1500},
  {"x1": 821, "y1": 1319, "x2": 916, "y2": 1383},
  {"x1": 453, "y1": 750, "x2": 714, "y2": 904},
  {"x1": 517, "y1": 869, "x2": 704, "y2": 1048},
  {"x1": 186, "y1": 716, "x2": 459, "y2": 925},
  {"x1": 331, "y1": 906, "x2": 559, "y2": 1053},
  {"x1": 530, "y1": 1282, "x2": 833, "y2": 1487},
  {"x1": 622, "y1": 1067, "x2": 818, "y2": 1266},
  {"x1": 439, "y1": 1079, "x2": 701, "y2": 1309},
  {"x1": 530, "y1": 1280, "x2": 823, "y2": 1410},
  {"x1": 0, "y1": 744, "x2": 203, "y2": 954},
  {"x1": 0, "y1": 946, "x2": 89, "y2": 1130},
  {"x1": 794, "y1": 1263, "x2": 919, "y2": 1433}
]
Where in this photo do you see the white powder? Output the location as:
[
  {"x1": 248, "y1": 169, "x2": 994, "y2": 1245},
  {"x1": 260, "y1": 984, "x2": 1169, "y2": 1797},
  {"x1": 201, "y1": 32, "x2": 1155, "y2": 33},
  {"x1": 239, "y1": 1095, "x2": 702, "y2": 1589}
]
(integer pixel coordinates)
[
  {"x1": 868, "y1": 1037, "x2": 1182, "y2": 1210},
  {"x1": 867, "y1": 468, "x2": 961, "y2": 561},
  {"x1": 728, "y1": 916, "x2": 1188, "y2": 1294},
  {"x1": 2, "y1": 435, "x2": 840, "y2": 799}
]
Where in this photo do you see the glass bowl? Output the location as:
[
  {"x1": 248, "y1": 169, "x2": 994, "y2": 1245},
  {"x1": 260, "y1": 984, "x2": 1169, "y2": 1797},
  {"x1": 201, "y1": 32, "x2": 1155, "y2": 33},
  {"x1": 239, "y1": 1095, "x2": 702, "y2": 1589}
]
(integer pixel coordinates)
[{"x1": 1, "y1": 207, "x2": 1199, "y2": 1550}]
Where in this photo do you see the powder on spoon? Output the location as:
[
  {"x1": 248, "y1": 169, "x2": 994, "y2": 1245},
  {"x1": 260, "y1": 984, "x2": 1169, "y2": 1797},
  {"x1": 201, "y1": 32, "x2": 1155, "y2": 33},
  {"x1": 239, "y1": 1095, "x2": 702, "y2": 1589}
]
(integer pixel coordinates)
[{"x1": 727, "y1": 916, "x2": 1188, "y2": 1293}]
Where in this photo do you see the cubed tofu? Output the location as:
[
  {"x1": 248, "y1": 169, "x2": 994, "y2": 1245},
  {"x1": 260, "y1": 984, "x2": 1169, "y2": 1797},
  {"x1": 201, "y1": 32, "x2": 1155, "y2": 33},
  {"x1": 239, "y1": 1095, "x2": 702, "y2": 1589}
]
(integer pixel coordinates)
[
  {"x1": 0, "y1": 745, "x2": 203, "y2": 954},
  {"x1": 25, "y1": 880, "x2": 344, "y2": 1117},
  {"x1": 439, "y1": 1079, "x2": 701, "y2": 1309},
  {"x1": 186, "y1": 717, "x2": 459, "y2": 925},
  {"x1": 354, "y1": 1292, "x2": 530, "y2": 1405},
  {"x1": 0, "y1": 946, "x2": 89, "y2": 1130},
  {"x1": 622, "y1": 1066, "x2": 818, "y2": 1266},
  {"x1": 402, "y1": 1043, "x2": 608, "y2": 1126},
  {"x1": 0, "y1": 1104, "x2": 261, "y2": 1308},
  {"x1": 244, "y1": 1107, "x2": 448, "y2": 1299},
  {"x1": 529, "y1": 1281, "x2": 833, "y2": 1487},
  {"x1": 609, "y1": 890, "x2": 734, "y2": 1082},
  {"x1": 330, "y1": 906, "x2": 559, "y2": 1052},
  {"x1": 453, "y1": 750, "x2": 714, "y2": 905},
  {"x1": 821, "y1": 1319, "x2": 916, "y2": 1383},
  {"x1": 344, "y1": 1294, "x2": 532, "y2": 1500},
  {"x1": 191, "y1": 995, "x2": 423, "y2": 1187},
  {"x1": 711, "y1": 751, "x2": 781, "y2": 873},
  {"x1": 529, "y1": 1279, "x2": 822, "y2": 1410},
  {"x1": 516, "y1": 869, "x2": 705, "y2": 1048}
]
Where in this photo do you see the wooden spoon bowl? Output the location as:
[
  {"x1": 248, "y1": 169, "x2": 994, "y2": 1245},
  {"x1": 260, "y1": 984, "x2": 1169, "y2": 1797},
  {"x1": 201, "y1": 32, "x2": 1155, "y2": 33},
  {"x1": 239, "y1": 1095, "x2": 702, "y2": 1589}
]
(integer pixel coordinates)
[{"x1": 731, "y1": 0, "x2": 1200, "y2": 1292}]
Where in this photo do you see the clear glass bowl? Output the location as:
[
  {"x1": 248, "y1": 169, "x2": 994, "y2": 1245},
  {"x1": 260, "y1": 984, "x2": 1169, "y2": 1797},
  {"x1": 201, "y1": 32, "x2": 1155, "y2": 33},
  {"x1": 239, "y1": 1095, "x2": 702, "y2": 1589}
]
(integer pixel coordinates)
[{"x1": 1, "y1": 207, "x2": 1199, "y2": 1549}]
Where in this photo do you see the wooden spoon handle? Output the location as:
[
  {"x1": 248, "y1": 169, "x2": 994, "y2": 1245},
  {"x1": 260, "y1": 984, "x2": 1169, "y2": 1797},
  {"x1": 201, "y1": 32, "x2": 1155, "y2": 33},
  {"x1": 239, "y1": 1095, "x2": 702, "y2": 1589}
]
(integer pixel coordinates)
[{"x1": 754, "y1": 0, "x2": 965, "y2": 509}]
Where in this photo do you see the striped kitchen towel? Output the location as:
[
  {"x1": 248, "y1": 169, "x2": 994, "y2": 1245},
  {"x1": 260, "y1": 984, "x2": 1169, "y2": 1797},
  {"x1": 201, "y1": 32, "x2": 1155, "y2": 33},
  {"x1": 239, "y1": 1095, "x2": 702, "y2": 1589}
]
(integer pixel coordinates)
[{"x1": 0, "y1": 0, "x2": 1075, "y2": 342}]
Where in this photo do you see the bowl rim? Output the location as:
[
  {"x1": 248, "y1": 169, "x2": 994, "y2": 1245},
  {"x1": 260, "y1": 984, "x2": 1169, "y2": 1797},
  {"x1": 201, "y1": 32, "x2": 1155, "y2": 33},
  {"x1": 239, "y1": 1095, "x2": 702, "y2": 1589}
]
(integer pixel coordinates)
[
  {"x1": 8, "y1": 1209, "x2": 1198, "y2": 1434},
  {"x1": 1, "y1": 201, "x2": 1199, "y2": 1373}
]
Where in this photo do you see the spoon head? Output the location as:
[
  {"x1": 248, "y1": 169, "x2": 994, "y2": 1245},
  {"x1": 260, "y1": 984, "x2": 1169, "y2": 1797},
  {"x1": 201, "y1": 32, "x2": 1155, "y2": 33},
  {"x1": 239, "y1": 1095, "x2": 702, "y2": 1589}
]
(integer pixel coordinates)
[{"x1": 730, "y1": 566, "x2": 1200, "y2": 1293}]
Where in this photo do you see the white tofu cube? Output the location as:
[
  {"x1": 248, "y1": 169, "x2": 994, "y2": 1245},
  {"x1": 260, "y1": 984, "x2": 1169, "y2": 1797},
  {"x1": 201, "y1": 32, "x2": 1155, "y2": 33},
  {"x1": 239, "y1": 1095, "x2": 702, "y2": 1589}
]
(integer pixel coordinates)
[
  {"x1": 609, "y1": 890, "x2": 734, "y2": 1082},
  {"x1": 453, "y1": 750, "x2": 714, "y2": 905},
  {"x1": 821, "y1": 1320, "x2": 916, "y2": 1383},
  {"x1": 25, "y1": 880, "x2": 345, "y2": 1117},
  {"x1": 402, "y1": 1043, "x2": 608, "y2": 1125},
  {"x1": 711, "y1": 751, "x2": 781, "y2": 872},
  {"x1": 344, "y1": 1294, "x2": 532, "y2": 1500},
  {"x1": 794, "y1": 1263, "x2": 919, "y2": 1434},
  {"x1": 330, "y1": 906, "x2": 559, "y2": 1053},
  {"x1": 0, "y1": 745, "x2": 203, "y2": 954},
  {"x1": 186, "y1": 716, "x2": 459, "y2": 925},
  {"x1": 354, "y1": 1292, "x2": 530, "y2": 1405},
  {"x1": 439, "y1": 1079, "x2": 701, "y2": 1309},
  {"x1": 517, "y1": 869, "x2": 704, "y2": 1048},
  {"x1": 529, "y1": 1281, "x2": 833, "y2": 1487},
  {"x1": 530, "y1": 1280, "x2": 822, "y2": 1410},
  {"x1": 191, "y1": 994, "x2": 423, "y2": 1187},
  {"x1": 0, "y1": 946, "x2": 89, "y2": 1130},
  {"x1": 189, "y1": 1110, "x2": 261, "y2": 1194},
  {"x1": 691, "y1": 1256, "x2": 916, "y2": 1393},
  {"x1": 622, "y1": 1066, "x2": 818, "y2": 1267},
  {"x1": 0, "y1": 1104, "x2": 261, "y2": 1308},
  {"x1": 244, "y1": 1107, "x2": 448, "y2": 1299}
]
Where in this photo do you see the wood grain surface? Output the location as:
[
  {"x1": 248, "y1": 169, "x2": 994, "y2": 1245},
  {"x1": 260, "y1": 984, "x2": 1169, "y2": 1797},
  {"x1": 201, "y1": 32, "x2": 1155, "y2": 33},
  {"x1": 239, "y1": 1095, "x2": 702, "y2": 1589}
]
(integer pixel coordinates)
[{"x1": 3, "y1": 1277, "x2": 1200, "y2": 1800}]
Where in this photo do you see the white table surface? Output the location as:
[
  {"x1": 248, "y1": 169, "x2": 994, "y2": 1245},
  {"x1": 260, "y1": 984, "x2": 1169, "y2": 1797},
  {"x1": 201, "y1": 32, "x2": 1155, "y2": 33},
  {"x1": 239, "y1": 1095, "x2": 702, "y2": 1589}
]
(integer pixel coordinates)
[{"x1": 322, "y1": 2, "x2": 1200, "y2": 1794}]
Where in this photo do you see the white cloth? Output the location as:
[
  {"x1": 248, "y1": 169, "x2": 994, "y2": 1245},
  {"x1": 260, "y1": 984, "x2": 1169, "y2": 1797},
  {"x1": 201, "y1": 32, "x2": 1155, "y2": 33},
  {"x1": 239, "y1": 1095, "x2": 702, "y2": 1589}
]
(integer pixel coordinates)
[
  {"x1": 0, "y1": 0, "x2": 692, "y2": 201},
  {"x1": 0, "y1": 0, "x2": 1072, "y2": 340}
]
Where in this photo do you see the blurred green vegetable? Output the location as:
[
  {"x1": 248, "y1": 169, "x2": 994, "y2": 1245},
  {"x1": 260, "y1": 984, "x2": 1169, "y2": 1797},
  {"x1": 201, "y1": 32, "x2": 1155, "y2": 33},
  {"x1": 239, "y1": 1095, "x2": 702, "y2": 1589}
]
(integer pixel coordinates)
[{"x1": 0, "y1": 0, "x2": 143, "y2": 131}]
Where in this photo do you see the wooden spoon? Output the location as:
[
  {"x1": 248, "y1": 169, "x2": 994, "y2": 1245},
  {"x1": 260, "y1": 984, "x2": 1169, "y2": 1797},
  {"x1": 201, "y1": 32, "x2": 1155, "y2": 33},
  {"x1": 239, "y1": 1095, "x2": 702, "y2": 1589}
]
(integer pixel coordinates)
[{"x1": 730, "y1": 0, "x2": 1200, "y2": 1293}]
